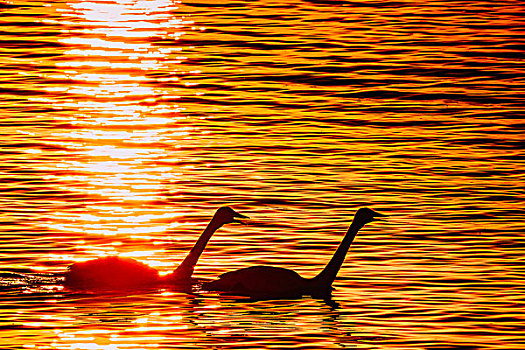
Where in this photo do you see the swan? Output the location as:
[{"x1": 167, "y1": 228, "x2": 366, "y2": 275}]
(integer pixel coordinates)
[
  {"x1": 64, "y1": 206, "x2": 247, "y2": 290},
  {"x1": 202, "y1": 207, "x2": 385, "y2": 299}
]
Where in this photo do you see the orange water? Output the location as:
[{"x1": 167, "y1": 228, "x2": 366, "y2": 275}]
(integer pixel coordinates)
[{"x1": 1, "y1": 0, "x2": 524, "y2": 349}]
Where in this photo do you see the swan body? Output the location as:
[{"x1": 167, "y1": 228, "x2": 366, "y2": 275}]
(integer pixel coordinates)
[
  {"x1": 205, "y1": 266, "x2": 309, "y2": 299},
  {"x1": 203, "y1": 207, "x2": 385, "y2": 299},
  {"x1": 63, "y1": 256, "x2": 160, "y2": 289},
  {"x1": 64, "y1": 206, "x2": 247, "y2": 290}
]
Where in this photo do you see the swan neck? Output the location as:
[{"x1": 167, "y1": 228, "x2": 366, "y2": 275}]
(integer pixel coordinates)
[
  {"x1": 173, "y1": 215, "x2": 222, "y2": 279},
  {"x1": 312, "y1": 219, "x2": 365, "y2": 289}
]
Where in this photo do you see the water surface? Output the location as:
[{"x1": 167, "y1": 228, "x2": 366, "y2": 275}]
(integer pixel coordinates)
[{"x1": 1, "y1": 0, "x2": 524, "y2": 349}]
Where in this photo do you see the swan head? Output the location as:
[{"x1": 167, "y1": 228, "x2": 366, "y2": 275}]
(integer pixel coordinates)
[
  {"x1": 214, "y1": 206, "x2": 249, "y2": 225},
  {"x1": 354, "y1": 207, "x2": 386, "y2": 225}
]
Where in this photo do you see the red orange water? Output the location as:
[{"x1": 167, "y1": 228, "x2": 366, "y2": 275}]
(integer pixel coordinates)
[{"x1": 0, "y1": 0, "x2": 523, "y2": 349}]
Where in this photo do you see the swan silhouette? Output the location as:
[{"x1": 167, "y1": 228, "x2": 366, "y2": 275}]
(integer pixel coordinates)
[
  {"x1": 203, "y1": 207, "x2": 385, "y2": 299},
  {"x1": 64, "y1": 206, "x2": 247, "y2": 290}
]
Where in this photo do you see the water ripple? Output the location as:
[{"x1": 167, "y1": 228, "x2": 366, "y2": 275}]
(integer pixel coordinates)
[{"x1": 0, "y1": 0, "x2": 524, "y2": 349}]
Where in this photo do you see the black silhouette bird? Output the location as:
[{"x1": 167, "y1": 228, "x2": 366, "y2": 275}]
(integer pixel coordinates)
[
  {"x1": 203, "y1": 208, "x2": 385, "y2": 300},
  {"x1": 64, "y1": 207, "x2": 247, "y2": 290}
]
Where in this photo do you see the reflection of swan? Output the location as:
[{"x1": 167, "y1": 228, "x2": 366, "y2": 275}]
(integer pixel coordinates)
[
  {"x1": 203, "y1": 208, "x2": 385, "y2": 299},
  {"x1": 64, "y1": 207, "x2": 247, "y2": 290}
]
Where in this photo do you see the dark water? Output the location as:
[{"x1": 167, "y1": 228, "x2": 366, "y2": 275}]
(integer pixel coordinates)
[{"x1": 1, "y1": 0, "x2": 524, "y2": 349}]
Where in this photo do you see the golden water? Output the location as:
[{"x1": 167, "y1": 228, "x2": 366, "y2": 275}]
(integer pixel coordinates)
[{"x1": 1, "y1": 0, "x2": 524, "y2": 349}]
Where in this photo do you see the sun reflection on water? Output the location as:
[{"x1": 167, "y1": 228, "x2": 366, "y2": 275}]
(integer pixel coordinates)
[{"x1": 36, "y1": 0, "x2": 195, "y2": 260}]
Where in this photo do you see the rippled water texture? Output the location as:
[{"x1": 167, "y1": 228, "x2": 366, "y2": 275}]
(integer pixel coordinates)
[{"x1": 1, "y1": 0, "x2": 524, "y2": 349}]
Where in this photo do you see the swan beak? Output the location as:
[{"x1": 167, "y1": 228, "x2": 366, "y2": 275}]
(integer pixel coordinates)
[
  {"x1": 233, "y1": 211, "x2": 249, "y2": 225},
  {"x1": 372, "y1": 212, "x2": 387, "y2": 221}
]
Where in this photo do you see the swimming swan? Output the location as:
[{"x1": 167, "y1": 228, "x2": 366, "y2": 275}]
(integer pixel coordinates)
[
  {"x1": 64, "y1": 206, "x2": 247, "y2": 289},
  {"x1": 203, "y1": 207, "x2": 385, "y2": 299}
]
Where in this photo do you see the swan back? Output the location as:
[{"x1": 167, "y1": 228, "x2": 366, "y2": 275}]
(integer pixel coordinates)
[
  {"x1": 64, "y1": 256, "x2": 160, "y2": 289},
  {"x1": 205, "y1": 266, "x2": 306, "y2": 298}
]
